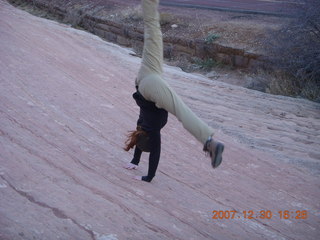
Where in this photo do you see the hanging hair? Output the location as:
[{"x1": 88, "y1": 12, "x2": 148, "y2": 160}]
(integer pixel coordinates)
[{"x1": 124, "y1": 127, "x2": 150, "y2": 152}]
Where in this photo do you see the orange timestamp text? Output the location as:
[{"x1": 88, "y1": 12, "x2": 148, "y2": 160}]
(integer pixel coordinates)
[{"x1": 212, "y1": 210, "x2": 308, "y2": 220}]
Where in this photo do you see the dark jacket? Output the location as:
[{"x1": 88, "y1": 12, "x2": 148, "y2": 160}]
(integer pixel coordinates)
[{"x1": 133, "y1": 91, "x2": 168, "y2": 132}]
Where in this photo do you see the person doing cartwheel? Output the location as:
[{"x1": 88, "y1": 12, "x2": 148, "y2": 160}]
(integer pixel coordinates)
[{"x1": 124, "y1": 0, "x2": 224, "y2": 182}]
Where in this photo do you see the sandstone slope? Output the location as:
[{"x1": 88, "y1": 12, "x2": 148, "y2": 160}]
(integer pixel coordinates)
[{"x1": 0, "y1": 1, "x2": 319, "y2": 239}]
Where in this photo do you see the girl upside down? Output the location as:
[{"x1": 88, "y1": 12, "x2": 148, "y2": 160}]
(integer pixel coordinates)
[{"x1": 124, "y1": 0, "x2": 224, "y2": 182}]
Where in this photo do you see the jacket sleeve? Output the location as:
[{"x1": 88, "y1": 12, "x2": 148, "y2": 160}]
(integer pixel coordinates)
[{"x1": 145, "y1": 131, "x2": 161, "y2": 181}]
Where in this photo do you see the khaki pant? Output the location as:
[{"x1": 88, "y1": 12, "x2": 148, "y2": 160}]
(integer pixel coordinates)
[{"x1": 136, "y1": 0, "x2": 213, "y2": 144}]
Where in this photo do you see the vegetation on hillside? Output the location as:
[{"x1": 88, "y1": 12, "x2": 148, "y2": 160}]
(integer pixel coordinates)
[{"x1": 264, "y1": 0, "x2": 320, "y2": 101}]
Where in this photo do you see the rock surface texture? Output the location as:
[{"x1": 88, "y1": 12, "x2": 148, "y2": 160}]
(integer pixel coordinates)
[{"x1": 0, "y1": 1, "x2": 319, "y2": 239}]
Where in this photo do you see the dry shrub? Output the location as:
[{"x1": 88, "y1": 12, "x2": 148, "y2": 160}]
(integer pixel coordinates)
[
  {"x1": 160, "y1": 13, "x2": 174, "y2": 26},
  {"x1": 120, "y1": 5, "x2": 143, "y2": 22},
  {"x1": 264, "y1": 0, "x2": 320, "y2": 101}
]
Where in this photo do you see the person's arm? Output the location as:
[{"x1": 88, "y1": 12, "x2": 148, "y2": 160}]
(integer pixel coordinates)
[
  {"x1": 142, "y1": 131, "x2": 161, "y2": 182},
  {"x1": 131, "y1": 146, "x2": 142, "y2": 165}
]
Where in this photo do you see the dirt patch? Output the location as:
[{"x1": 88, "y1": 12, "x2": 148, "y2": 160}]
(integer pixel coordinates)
[{"x1": 8, "y1": 0, "x2": 290, "y2": 91}]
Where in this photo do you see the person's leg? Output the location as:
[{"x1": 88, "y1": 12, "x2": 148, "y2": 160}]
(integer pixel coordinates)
[
  {"x1": 139, "y1": 75, "x2": 214, "y2": 144},
  {"x1": 136, "y1": 0, "x2": 163, "y2": 86},
  {"x1": 139, "y1": 78, "x2": 224, "y2": 168}
]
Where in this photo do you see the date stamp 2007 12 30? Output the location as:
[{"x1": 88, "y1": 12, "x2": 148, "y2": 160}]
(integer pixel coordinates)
[{"x1": 212, "y1": 210, "x2": 308, "y2": 220}]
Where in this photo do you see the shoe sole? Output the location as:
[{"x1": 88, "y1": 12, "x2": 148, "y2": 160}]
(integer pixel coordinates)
[{"x1": 212, "y1": 143, "x2": 224, "y2": 168}]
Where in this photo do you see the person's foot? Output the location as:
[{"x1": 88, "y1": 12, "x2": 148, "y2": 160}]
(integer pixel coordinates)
[
  {"x1": 124, "y1": 163, "x2": 138, "y2": 170},
  {"x1": 203, "y1": 136, "x2": 224, "y2": 168}
]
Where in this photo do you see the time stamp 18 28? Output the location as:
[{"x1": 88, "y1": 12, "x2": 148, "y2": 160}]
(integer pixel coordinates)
[{"x1": 212, "y1": 210, "x2": 308, "y2": 220}]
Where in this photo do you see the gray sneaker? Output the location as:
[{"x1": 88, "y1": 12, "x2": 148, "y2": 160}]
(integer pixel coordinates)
[{"x1": 203, "y1": 137, "x2": 224, "y2": 168}]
